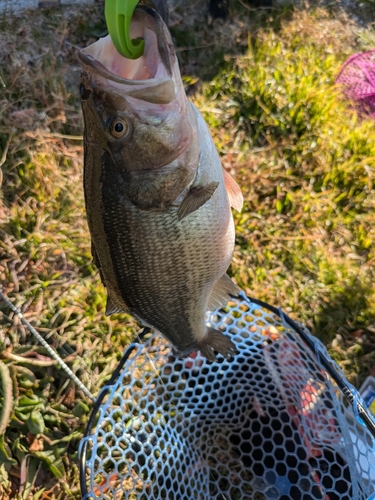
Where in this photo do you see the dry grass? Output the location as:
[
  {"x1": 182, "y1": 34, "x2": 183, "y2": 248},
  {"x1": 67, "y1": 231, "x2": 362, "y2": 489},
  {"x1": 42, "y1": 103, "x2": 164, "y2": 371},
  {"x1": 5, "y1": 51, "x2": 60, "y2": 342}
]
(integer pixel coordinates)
[{"x1": 0, "y1": 1, "x2": 375, "y2": 498}]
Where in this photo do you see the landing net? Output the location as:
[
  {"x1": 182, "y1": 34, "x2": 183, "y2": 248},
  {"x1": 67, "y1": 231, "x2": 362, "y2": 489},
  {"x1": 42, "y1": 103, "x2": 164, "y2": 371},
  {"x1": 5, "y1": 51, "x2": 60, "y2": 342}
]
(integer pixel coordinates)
[{"x1": 80, "y1": 293, "x2": 375, "y2": 500}]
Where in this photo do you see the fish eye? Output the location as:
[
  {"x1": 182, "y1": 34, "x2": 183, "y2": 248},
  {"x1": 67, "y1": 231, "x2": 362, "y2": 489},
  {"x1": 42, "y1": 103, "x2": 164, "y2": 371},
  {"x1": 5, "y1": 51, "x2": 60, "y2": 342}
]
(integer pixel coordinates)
[
  {"x1": 109, "y1": 118, "x2": 129, "y2": 139},
  {"x1": 80, "y1": 83, "x2": 91, "y2": 100}
]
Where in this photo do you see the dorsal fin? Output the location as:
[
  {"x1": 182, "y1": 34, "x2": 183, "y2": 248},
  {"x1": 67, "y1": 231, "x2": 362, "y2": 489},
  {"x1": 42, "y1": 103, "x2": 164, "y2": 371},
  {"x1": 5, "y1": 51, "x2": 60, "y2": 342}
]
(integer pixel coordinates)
[{"x1": 222, "y1": 168, "x2": 243, "y2": 212}]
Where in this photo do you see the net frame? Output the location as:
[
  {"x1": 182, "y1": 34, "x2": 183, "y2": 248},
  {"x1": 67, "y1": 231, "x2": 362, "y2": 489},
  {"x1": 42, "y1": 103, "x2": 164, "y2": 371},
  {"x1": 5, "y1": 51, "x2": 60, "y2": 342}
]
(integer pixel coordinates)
[{"x1": 79, "y1": 293, "x2": 375, "y2": 500}]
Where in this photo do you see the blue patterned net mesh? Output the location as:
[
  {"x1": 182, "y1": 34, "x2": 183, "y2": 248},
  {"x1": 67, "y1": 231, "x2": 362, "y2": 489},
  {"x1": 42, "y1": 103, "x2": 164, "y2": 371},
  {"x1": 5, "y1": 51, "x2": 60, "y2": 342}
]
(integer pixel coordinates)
[{"x1": 80, "y1": 295, "x2": 375, "y2": 499}]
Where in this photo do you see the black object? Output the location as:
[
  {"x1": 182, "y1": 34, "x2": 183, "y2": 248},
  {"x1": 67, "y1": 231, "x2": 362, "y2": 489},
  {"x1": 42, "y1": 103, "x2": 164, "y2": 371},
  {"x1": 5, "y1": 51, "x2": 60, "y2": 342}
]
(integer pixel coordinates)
[
  {"x1": 243, "y1": 0, "x2": 273, "y2": 7},
  {"x1": 209, "y1": 0, "x2": 273, "y2": 18},
  {"x1": 208, "y1": 0, "x2": 229, "y2": 19}
]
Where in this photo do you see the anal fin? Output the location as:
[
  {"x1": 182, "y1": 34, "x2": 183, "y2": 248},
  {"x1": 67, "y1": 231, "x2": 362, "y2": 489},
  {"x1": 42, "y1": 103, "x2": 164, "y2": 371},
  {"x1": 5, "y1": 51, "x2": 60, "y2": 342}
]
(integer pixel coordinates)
[
  {"x1": 208, "y1": 274, "x2": 240, "y2": 311},
  {"x1": 91, "y1": 242, "x2": 105, "y2": 283},
  {"x1": 105, "y1": 295, "x2": 124, "y2": 316},
  {"x1": 178, "y1": 181, "x2": 219, "y2": 221}
]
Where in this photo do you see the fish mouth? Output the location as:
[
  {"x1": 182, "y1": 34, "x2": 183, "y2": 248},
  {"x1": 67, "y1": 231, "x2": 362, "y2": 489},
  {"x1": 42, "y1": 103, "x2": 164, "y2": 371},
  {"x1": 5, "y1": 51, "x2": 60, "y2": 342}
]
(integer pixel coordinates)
[{"x1": 78, "y1": 6, "x2": 174, "y2": 95}]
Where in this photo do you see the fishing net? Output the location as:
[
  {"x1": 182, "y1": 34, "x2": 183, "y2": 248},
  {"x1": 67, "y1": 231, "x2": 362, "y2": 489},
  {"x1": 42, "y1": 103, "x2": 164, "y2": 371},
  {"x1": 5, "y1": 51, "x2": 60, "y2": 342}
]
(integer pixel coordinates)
[
  {"x1": 79, "y1": 293, "x2": 375, "y2": 500},
  {"x1": 336, "y1": 50, "x2": 375, "y2": 116}
]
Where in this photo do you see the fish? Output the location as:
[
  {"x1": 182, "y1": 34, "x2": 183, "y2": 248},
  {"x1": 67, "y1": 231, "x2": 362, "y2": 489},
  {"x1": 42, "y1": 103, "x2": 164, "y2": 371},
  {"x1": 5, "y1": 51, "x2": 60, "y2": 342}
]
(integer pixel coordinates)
[{"x1": 78, "y1": 5, "x2": 243, "y2": 361}]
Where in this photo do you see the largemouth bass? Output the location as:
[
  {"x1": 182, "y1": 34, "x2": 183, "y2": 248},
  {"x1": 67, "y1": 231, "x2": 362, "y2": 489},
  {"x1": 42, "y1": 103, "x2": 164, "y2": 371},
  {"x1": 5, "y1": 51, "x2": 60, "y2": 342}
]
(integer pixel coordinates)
[{"x1": 78, "y1": 6, "x2": 243, "y2": 361}]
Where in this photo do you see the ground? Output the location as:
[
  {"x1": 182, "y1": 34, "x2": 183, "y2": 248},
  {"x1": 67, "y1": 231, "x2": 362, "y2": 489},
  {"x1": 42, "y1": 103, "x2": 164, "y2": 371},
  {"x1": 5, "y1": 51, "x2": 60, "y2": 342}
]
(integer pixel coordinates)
[{"x1": 0, "y1": 0, "x2": 375, "y2": 498}]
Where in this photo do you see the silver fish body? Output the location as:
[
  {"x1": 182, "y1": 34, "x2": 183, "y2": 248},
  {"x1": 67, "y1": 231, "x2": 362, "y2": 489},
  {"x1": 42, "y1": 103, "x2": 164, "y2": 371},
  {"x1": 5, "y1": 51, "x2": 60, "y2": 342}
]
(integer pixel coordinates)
[{"x1": 79, "y1": 6, "x2": 242, "y2": 360}]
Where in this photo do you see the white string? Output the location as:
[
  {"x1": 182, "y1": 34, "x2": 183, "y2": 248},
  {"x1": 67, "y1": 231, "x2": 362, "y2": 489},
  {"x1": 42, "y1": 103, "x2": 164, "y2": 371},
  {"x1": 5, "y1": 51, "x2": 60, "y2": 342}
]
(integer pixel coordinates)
[{"x1": 0, "y1": 289, "x2": 96, "y2": 402}]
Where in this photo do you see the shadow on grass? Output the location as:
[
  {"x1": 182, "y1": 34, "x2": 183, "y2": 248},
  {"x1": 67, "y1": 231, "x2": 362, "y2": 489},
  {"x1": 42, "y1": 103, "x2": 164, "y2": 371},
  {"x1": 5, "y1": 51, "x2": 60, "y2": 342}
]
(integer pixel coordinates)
[
  {"x1": 311, "y1": 279, "x2": 375, "y2": 382},
  {"x1": 170, "y1": 1, "x2": 295, "y2": 82},
  {"x1": 312, "y1": 280, "x2": 375, "y2": 340}
]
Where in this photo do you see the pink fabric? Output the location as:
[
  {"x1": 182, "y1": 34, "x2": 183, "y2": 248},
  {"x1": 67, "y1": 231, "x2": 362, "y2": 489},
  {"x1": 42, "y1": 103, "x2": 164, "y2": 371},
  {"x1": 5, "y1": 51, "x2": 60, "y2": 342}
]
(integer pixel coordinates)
[{"x1": 336, "y1": 50, "x2": 375, "y2": 116}]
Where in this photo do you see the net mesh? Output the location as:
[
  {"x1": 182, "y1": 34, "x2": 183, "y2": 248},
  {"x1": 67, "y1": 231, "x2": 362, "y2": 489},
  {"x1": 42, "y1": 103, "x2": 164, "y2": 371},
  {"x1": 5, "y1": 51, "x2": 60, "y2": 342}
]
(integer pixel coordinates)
[
  {"x1": 80, "y1": 294, "x2": 375, "y2": 500},
  {"x1": 336, "y1": 50, "x2": 375, "y2": 116}
]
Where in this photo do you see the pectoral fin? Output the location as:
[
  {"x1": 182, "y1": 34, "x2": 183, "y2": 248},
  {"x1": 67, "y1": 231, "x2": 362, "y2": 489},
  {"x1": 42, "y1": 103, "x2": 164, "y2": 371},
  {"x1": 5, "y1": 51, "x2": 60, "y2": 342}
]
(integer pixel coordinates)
[
  {"x1": 222, "y1": 168, "x2": 243, "y2": 212},
  {"x1": 177, "y1": 181, "x2": 219, "y2": 221},
  {"x1": 208, "y1": 274, "x2": 240, "y2": 311}
]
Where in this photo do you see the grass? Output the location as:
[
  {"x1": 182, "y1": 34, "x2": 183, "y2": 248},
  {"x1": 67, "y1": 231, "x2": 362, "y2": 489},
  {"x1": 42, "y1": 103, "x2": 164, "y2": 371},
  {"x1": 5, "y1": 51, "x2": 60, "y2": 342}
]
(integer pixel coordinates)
[{"x1": 0, "y1": 0, "x2": 375, "y2": 498}]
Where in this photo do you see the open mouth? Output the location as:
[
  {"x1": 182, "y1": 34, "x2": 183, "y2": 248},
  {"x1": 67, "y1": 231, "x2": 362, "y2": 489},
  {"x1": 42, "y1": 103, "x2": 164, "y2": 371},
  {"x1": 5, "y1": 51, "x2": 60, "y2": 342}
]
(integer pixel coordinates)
[{"x1": 79, "y1": 7, "x2": 172, "y2": 84}]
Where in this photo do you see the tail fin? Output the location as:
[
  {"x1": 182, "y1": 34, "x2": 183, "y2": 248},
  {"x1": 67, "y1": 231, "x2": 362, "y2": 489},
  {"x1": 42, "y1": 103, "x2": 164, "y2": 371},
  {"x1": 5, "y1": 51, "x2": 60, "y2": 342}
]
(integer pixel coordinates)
[{"x1": 196, "y1": 327, "x2": 237, "y2": 362}]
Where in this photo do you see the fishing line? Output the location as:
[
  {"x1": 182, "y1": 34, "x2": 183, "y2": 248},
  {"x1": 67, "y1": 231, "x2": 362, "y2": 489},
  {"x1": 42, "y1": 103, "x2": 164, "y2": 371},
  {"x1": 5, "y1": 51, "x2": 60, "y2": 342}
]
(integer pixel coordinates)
[{"x1": 0, "y1": 289, "x2": 96, "y2": 402}]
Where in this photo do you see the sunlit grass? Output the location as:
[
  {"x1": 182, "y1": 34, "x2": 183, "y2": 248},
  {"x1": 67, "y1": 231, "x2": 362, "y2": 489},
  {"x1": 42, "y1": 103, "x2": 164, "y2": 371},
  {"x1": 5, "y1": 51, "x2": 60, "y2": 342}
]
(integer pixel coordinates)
[{"x1": 194, "y1": 8, "x2": 375, "y2": 348}]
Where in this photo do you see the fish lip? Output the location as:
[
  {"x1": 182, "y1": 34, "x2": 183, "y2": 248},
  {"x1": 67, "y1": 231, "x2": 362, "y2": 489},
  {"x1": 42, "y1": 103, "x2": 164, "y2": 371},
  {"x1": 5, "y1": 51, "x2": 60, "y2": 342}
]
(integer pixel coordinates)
[
  {"x1": 79, "y1": 51, "x2": 176, "y2": 105},
  {"x1": 78, "y1": 51, "x2": 157, "y2": 86},
  {"x1": 78, "y1": 6, "x2": 173, "y2": 87}
]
